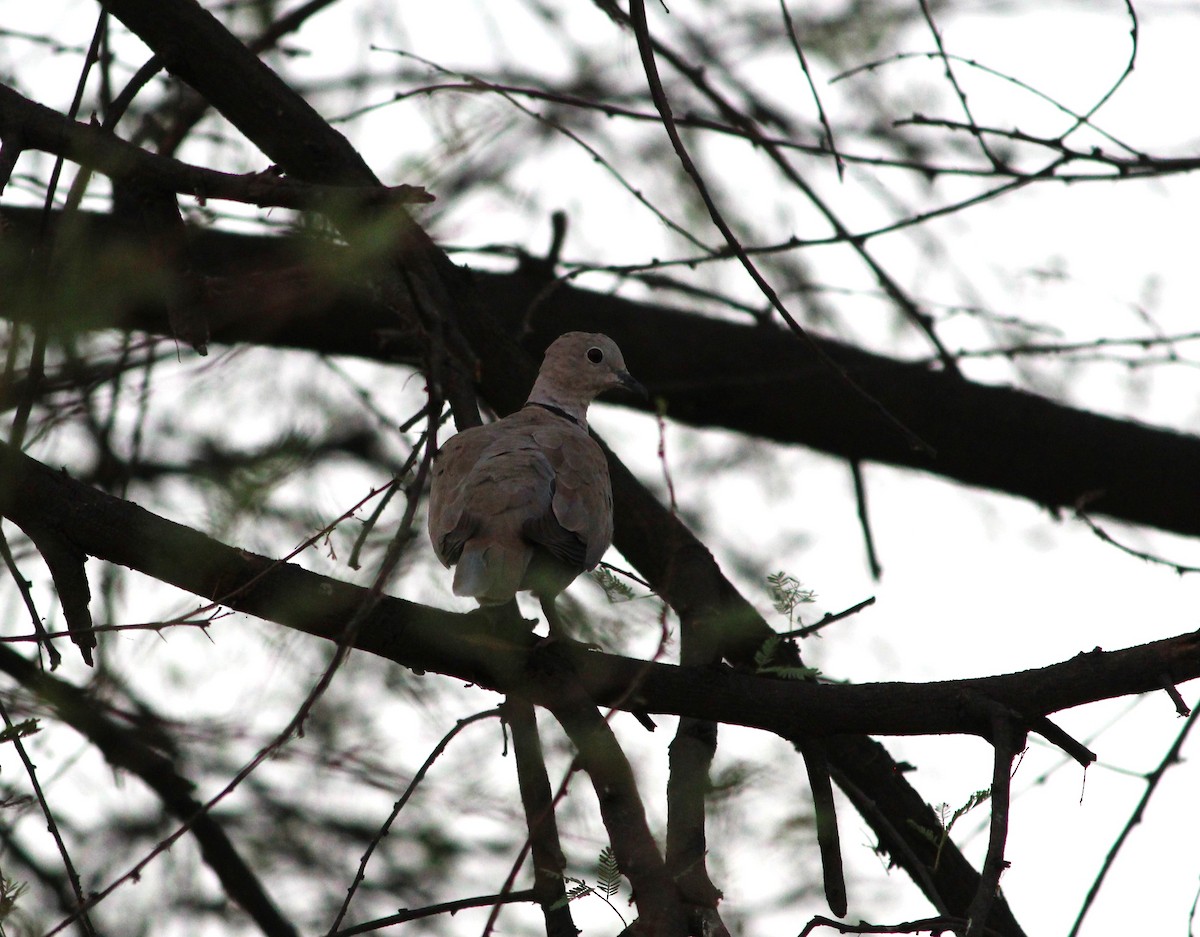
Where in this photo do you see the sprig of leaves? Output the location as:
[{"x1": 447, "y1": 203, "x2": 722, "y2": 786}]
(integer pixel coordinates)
[
  {"x1": 906, "y1": 788, "x2": 993, "y2": 870},
  {"x1": 597, "y1": 845, "x2": 622, "y2": 898},
  {"x1": 767, "y1": 571, "x2": 815, "y2": 626},
  {"x1": 0, "y1": 719, "x2": 38, "y2": 745},
  {"x1": 551, "y1": 847, "x2": 628, "y2": 926},
  {"x1": 0, "y1": 874, "x2": 29, "y2": 922},
  {"x1": 591, "y1": 567, "x2": 637, "y2": 603}
]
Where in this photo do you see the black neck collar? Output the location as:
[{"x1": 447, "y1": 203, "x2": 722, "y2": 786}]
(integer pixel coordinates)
[{"x1": 526, "y1": 401, "x2": 582, "y2": 427}]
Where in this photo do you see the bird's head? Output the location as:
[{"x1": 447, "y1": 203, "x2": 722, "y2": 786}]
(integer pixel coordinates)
[{"x1": 526, "y1": 332, "x2": 646, "y2": 424}]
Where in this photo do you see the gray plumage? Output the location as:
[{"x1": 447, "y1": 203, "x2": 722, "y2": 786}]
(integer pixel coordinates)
[{"x1": 428, "y1": 333, "x2": 642, "y2": 615}]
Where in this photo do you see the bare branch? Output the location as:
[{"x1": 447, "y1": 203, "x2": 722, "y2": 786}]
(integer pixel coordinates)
[
  {"x1": 327, "y1": 889, "x2": 539, "y2": 937},
  {"x1": 0, "y1": 83, "x2": 432, "y2": 209},
  {"x1": 0, "y1": 696, "x2": 98, "y2": 935},
  {"x1": 501, "y1": 698, "x2": 578, "y2": 937},
  {"x1": 1068, "y1": 698, "x2": 1200, "y2": 937},
  {"x1": 0, "y1": 649, "x2": 297, "y2": 937},
  {"x1": 327, "y1": 708, "x2": 502, "y2": 934},
  {"x1": 965, "y1": 709, "x2": 1024, "y2": 936}
]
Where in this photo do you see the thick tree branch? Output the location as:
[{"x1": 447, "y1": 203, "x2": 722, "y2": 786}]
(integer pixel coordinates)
[
  {"x1": 2, "y1": 206, "x2": 1196, "y2": 544},
  {"x1": 2, "y1": 442, "x2": 1195, "y2": 747},
  {"x1": 1, "y1": 410, "x2": 1189, "y2": 936},
  {"x1": 965, "y1": 710, "x2": 1023, "y2": 937},
  {"x1": 98, "y1": 0, "x2": 376, "y2": 187},
  {"x1": 530, "y1": 649, "x2": 689, "y2": 936}
]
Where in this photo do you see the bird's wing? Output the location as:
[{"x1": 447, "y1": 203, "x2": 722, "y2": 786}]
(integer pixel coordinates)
[
  {"x1": 525, "y1": 419, "x2": 613, "y2": 570},
  {"x1": 428, "y1": 424, "x2": 493, "y2": 567},
  {"x1": 427, "y1": 406, "x2": 614, "y2": 605}
]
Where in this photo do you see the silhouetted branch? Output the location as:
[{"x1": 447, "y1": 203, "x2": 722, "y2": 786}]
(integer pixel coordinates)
[
  {"x1": 9, "y1": 430, "x2": 1199, "y2": 934},
  {"x1": 0, "y1": 646, "x2": 298, "y2": 937},
  {"x1": 0, "y1": 526, "x2": 61, "y2": 668},
  {"x1": 13, "y1": 516, "x2": 95, "y2": 665},
  {"x1": 0, "y1": 697, "x2": 97, "y2": 935},
  {"x1": 9, "y1": 205, "x2": 1199, "y2": 546},
  {"x1": 1067, "y1": 698, "x2": 1200, "y2": 937},
  {"x1": 327, "y1": 889, "x2": 538, "y2": 937},
  {"x1": 531, "y1": 645, "x2": 688, "y2": 936},
  {"x1": 327, "y1": 708, "x2": 502, "y2": 934},
  {"x1": 5, "y1": 442, "x2": 1193, "y2": 750},
  {"x1": 502, "y1": 698, "x2": 578, "y2": 937},
  {"x1": 0, "y1": 82, "x2": 431, "y2": 209},
  {"x1": 965, "y1": 709, "x2": 1023, "y2": 936}
]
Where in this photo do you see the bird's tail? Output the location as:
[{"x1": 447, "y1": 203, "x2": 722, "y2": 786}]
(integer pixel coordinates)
[{"x1": 453, "y1": 539, "x2": 531, "y2": 605}]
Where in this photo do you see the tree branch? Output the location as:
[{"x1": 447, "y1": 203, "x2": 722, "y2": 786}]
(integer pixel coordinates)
[
  {"x1": 501, "y1": 698, "x2": 578, "y2": 937},
  {"x1": 965, "y1": 709, "x2": 1023, "y2": 936},
  {"x1": 2, "y1": 442, "x2": 1194, "y2": 747},
  {"x1": 0, "y1": 644, "x2": 299, "y2": 937},
  {"x1": 2, "y1": 206, "x2": 1197, "y2": 544},
  {"x1": 0, "y1": 83, "x2": 431, "y2": 209}
]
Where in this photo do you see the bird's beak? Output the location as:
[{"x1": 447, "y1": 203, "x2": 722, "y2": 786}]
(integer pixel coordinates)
[{"x1": 614, "y1": 370, "x2": 648, "y2": 399}]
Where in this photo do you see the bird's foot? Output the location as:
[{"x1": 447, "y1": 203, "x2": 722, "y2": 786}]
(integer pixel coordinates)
[{"x1": 536, "y1": 632, "x2": 601, "y2": 652}]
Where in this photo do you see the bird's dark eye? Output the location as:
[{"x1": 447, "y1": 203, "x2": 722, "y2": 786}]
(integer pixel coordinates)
[{"x1": 587, "y1": 347, "x2": 604, "y2": 364}]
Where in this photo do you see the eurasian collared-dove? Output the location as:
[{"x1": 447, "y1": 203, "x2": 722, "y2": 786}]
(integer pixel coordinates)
[{"x1": 428, "y1": 332, "x2": 644, "y2": 632}]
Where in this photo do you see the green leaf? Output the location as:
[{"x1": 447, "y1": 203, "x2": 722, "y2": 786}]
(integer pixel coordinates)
[
  {"x1": 766, "y1": 571, "x2": 816, "y2": 626},
  {"x1": 0, "y1": 875, "x2": 29, "y2": 920},
  {"x1": 597, "y1": 846, "x2": 622, "y2": 898},
  {"x1": 591, "y1": 567, "x2": 637, "y2": 603},
  {"x1": 0, "y1": 719, "x2": 39, "y2": 745}
]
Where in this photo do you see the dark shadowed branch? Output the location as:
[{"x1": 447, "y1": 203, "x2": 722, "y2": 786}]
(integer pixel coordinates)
[{"x1": 0, "y1": 646, "x2": 298, "y2": 937}]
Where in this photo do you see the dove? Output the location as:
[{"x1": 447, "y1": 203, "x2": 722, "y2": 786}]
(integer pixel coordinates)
[{"x1": 428, "y1": 332, "x2": 644, "y2": 636}]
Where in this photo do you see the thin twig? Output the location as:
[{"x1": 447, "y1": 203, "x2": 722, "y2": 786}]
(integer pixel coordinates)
[
  {"x1": 327, "y1": 708, "x2": 501, "y2": 934},
  {"x1": 777, "y1": 1, "x2": 843, "y2": 179},
  {"x1": 11, "y1": 12, "x2": 107, "y2": 452},
  {"x1": 329, "y1": 889, "x2": 538, "y2": 937},
  {"x1": 0, "y1": 697, "x2": 97, "y2": 935},
  {"x1": 831, "y1": 49, "x2": 1141, "y2": 159},
  {"x1": 627, "y1": 1, "x2": 940, "y2": 454},
  {"x1": 380, "y1": 48, "x2": 710, "y2": 252},
  {"x1": 43, "y1": 461, "x2": 422, "y2": 933},
  {"x1": 782, "y1": 595, "x2": 876, "y2": 640},
  {"x1": 917, "y1": 0, "x2": 1000, "y2": 169},
  {"x1": 0, "y1": 615, "x2": 217, "y2": 645},
  {"x1": 0, "y1": 527, "x2": 60, "y2": 669},
  {"x1": 1067, "y1": 699, "x2": 1200, "y2": 937},
  {"x1": 1075, "y1": 509, "x2": 1200, "y2": 575},
  {"x1": 849, "y1": 460, "x2": 882, "y2": 580},
  {"x1": 798, "y1": 915, "x2": 967, "y2": 937}
]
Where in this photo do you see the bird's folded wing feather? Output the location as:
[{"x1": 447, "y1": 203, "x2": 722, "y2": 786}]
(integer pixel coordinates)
[
  {"x1": 526, "y1": 421, "x2": 613, "y2": 569},
  {"x1": 430, "y1": 411, "x2": 614, "y2": 567}
]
